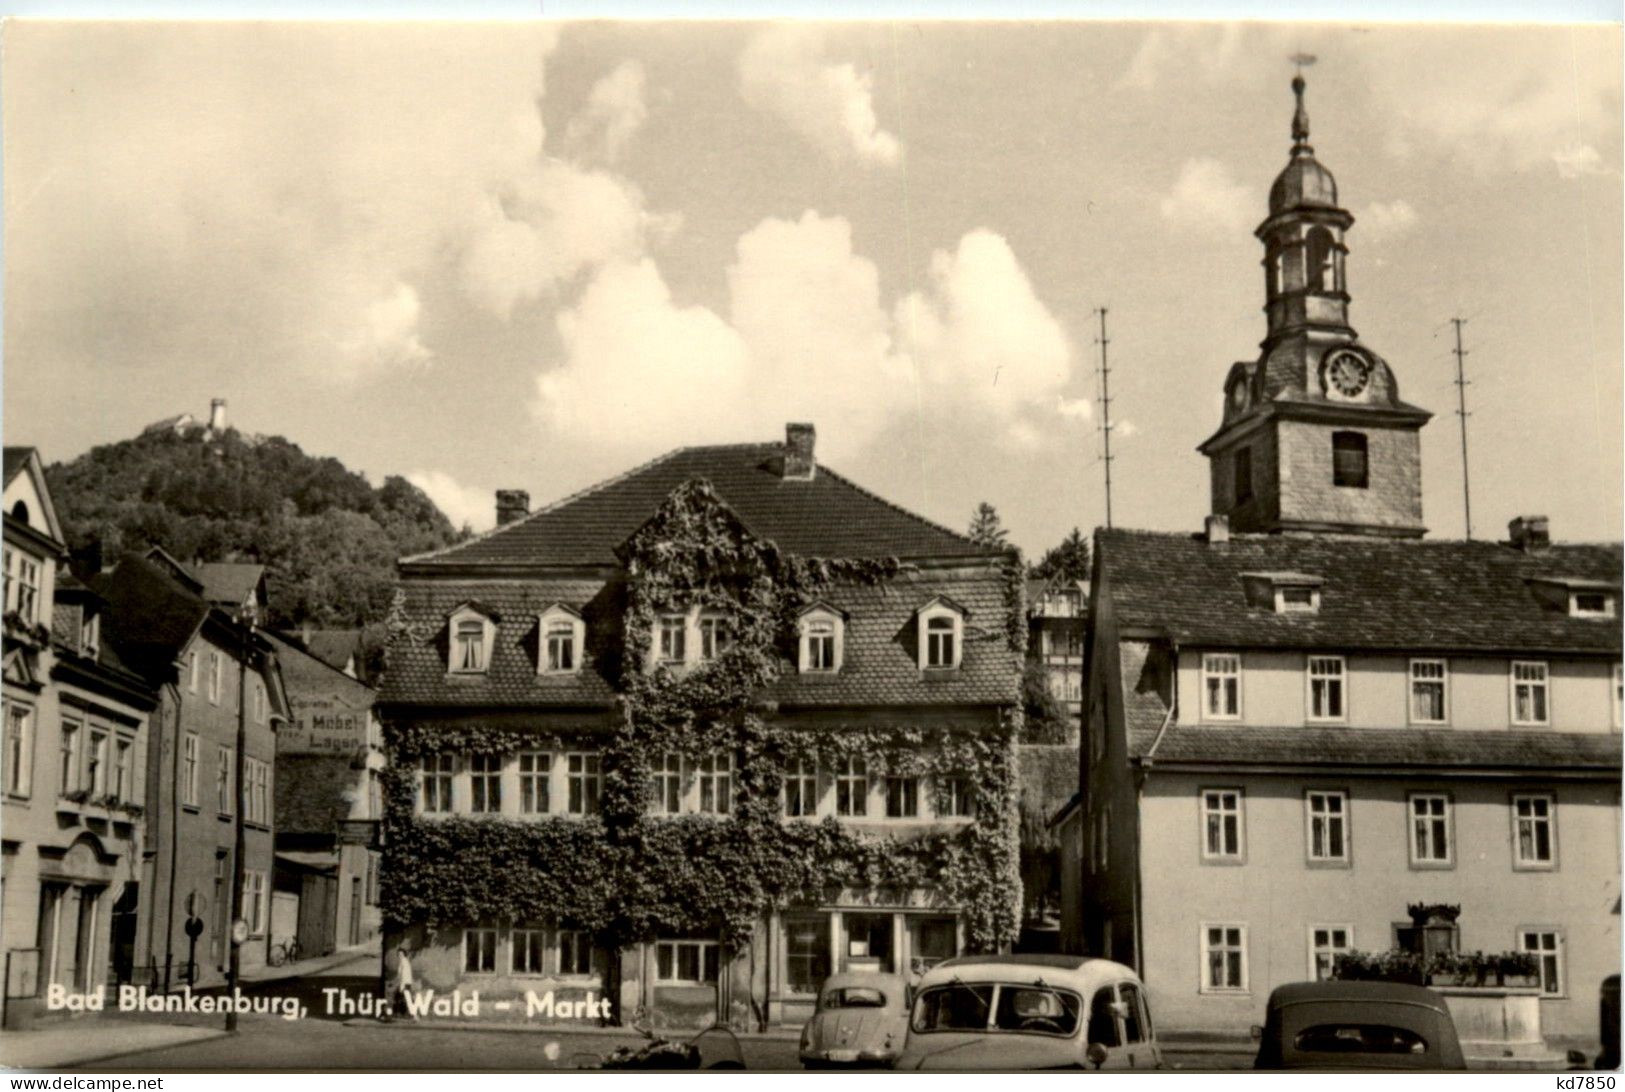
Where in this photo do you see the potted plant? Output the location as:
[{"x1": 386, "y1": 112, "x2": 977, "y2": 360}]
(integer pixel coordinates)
[{"x1": 1496, "y1": 950, "x2": 1540, "y2": 988}]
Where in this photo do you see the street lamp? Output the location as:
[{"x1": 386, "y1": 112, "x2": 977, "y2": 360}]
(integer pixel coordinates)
[{"x1": 225, "y1": 601, "x2": 257, "y2": 1031}]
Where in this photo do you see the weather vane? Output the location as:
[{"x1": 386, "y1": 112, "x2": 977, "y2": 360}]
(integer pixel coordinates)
[{"x1": 1291, "y1": 52, "x2": 1318, "y2": 73}]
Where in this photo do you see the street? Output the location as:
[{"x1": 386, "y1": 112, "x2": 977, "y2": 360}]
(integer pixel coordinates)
[{"x1": 72, "y1": 953, "x2": 1251, "y2": 1072}]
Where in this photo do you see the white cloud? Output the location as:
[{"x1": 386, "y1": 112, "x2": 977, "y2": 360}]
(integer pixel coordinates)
[
  {"x1": 738, "y1": 25, "x2": 900, "y2": 166},
  {"x1": 337, "y1": 282, "x2": 432, "y2": 374},
  {"x1": 1159, "y1": 158, "x2": 1252, "y2": 234},
  {"x1": 1358, "y1": 198, "x2": 1419, "y2": 241},
  {"x1": 1117, "y1": 25, "x2": 1249, "y2": 91},
  {"x1": 1553, "y1": 142, "x2": 1605, "y2": 179},
  {"x1": 531, "y1": 213, "x2": 1080, "y2": 460},
  {"x1": 1057, "y1": 397, "x2": 1093, "y2": 421},
  {"x1": 407, "y1": 469, "x2": 495, "y2": 532},
  {"x1": 564, "y1": 61, "x2": 648, "y2": 164},
  {"x1": 1117, "y1": 419, "x2": 1139, "y2": 438}
]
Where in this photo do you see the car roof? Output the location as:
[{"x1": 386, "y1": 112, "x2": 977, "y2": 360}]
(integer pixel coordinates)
[
  {"x1": 1268, "y1": 981, "x2": 1452, "y2": 1014},
  {"x1": 820, "y1": 972, "x2": 908, "y2": 992},
  {"x1": 917, "y1": 954, "x2": 1138, "y2": 990}
]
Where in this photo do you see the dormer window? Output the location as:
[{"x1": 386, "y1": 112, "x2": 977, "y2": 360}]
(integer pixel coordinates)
[
  {"x1": 1572, "y1": 591, "x2": 1615, "y2": 618},
  {"x1": 1279, "y1": 586, "x2": 1317, "y2": 612},
  {"x1": 80, "y1": 612, "x2": 99, "y2": 656},
  {"x1": 447, "y1": 603, "x2": 498, "y2": 675},
  {"x1": 537, "y1": 604, "x2": 585, "y2": 675},
  {"x1": 797, "y1": 604, "x2": 845, "y2": 674},
  {"x1": 1527, "y1": 577, "x2": 1620, "y2": 619},
  {"x1": 1242, "y1": 572, "x2": 1323, "y2": 614},
  {"x1": 917, "y1": 598, "x2": 966, "y2": 671}
]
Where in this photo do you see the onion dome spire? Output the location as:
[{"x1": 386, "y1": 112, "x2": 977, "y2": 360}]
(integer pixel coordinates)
[{"x1": 1291, "y1": 73, "x2": 1311, "y2": 149}]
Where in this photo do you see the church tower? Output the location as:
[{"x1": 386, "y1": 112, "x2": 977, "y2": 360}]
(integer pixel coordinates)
[{"x1": 1199, "y1": 74, "x2": 1432, "y2": 537}]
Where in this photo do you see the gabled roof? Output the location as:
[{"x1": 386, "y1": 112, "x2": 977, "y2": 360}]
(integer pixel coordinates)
[
  {"x1": 1098, "y1": 528, "x2": 1623, "y2": 655},
  {"x1": 300, "y1": 629, "x2": 362, "y2": 673},
  {"x1": 402, "y1": 443, "x2": 990, "y2": 570},
  {"x1": 191, "y1": 562, "x2": 267, "y2": 609},
  {"x1": 3, "y1": 448, "x2": 31, "y2": 485},
  {"x1": 89, "y1": 554, "x2": 211, "y2": 681},
  {"x1": 3, "y1": 446, "x2": 66, "y2": 549}
]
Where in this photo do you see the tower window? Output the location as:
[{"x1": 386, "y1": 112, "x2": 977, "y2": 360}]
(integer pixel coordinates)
[
  {"x1": 1306, "y1": 227, "x2": 1337, "y2": 293},
  {"x1": 1331, "y1": 432, "x2": 1368, "y2": 488},
  {"x1": 1234, "y1": 447, "x2": 1254, "y2": 504}
]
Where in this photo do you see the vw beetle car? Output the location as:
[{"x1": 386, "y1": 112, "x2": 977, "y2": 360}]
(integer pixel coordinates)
[
  {"x1": 1253, "y1": 981, "x2": 1466, "y2": 1070},
  {"x1": 894, "y1": 954, "x2": 1162, "y2": 1071},
  {"x1": 799, "y1": 972, "x2": 912, "y2": 1068}
]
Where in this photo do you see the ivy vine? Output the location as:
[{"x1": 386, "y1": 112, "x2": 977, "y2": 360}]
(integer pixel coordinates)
[{"x1": 382, "y1": 479, "x2": 1023, "y2": 965}]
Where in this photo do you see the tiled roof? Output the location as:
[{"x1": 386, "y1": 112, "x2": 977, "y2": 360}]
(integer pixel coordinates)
[
  {"x1": 191, "y1": 562, "x2": 265, "y2": 607},
  {"x1": 378, "y1": 568, "x2": 1019, "y2": 708},
  {"x1": 3, "y1": 447, "x2": 32, "y2": 485},
  {"x1": 263, "y1": 631, "x2": 374, "y2": 703},
  {"x1": 1099, "y1": 528, "x2": 1622, "y2": 655},
  {"x1": 403, "y1": 444, "x2": 988, "y2": 569},
  {"x1": 90, "y1": 554, "x2": 211, "y2": 681},
  {"x1": 1131, "y1": 722, "x2": 1621, "y2": 773}
]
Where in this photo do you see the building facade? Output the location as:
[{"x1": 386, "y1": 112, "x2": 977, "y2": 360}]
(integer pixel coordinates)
[
  {"x1": 1058, "y1": 78, "x2": 1623, "y2": 1050},
  {"x1": 94, "y1": 553, "x2": 287, "y2": 989},
  {"x1": 2, "y1": 449, "x2": 157, "y2": 1025},
  {"x1": 378, "y1": 424, "x2": 1024, "y2": 1028},
  {"x1": 265, "y1": 629, "x2": 382, "y2": 957}
]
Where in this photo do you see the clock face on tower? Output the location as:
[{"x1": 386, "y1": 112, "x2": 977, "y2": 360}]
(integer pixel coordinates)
[{"x1": 1321, "y1": 348, "x2": 1372, "y2": 399}]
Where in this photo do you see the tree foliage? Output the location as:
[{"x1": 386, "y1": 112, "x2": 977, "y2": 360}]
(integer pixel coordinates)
[
  {"x1": 967, "y1": 501, "x2": 1008, "y2": 549},
  {"x1": 43, "y1": 428, "x2": 466, "y2": 646},
  {"x1": 1030, "y1": 526, "x2": 1091, "y2": 583}
]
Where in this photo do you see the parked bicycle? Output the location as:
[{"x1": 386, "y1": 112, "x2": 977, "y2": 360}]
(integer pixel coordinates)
[{"x1": 267, "y1": 936, "x2": 302, "y2": 967}]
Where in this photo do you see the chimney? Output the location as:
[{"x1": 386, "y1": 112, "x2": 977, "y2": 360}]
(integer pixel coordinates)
[
  {"x1": 784, "y1": 422, "x2": 816, "y2": 481},
  {"x1": 495, "y1": 489, "x2": 530, "y2": 527},
  {"x1": 1509, "y1": 515, "x2": 1550, "y2": 552},
  {"x1": 209, "y1": 398, "x2": 227, "y2": 432},
  {"x1": 1205, "y1": 514, "x2": 1231, "y2": 544}
]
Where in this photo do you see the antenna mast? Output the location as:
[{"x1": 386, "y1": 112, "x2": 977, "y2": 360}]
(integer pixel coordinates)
[
  {"x1": 1095, "y1": 307, "x2": 1114, "y2": 529},
  {"x1": 1451, "y1": 317, "x2": 1473, "y2": 540}
]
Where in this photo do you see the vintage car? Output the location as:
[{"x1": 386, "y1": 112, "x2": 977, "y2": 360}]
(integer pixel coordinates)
[
  {"x1": 894, "y1": 954, "x2": 1162, "y2": 1071},
  {"x1": 799, "y1": 972, "x2": 912, "y2": 1068},
  {"x1": 1252, "y1": 981, "x2": 1467, "y2": 1070}
]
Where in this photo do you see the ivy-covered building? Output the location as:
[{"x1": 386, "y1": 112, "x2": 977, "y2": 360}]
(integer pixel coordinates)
[{"x1": 378, "y1": 424, "x2": 1024, "y2": 1028}]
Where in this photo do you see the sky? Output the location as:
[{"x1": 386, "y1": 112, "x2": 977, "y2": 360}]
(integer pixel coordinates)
[{"x1": 3, "y1": 19, "x2": 1620, "y2": 555}]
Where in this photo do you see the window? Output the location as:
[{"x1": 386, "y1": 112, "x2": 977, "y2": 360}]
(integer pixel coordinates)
[
  {"x1": 453, "y1": 620, "x2": 487, "y2": 673},
  {"x1": 1572, "y1": 591, "x2": 1615, "y2": 618},
  {"x1": 885, "y1": 776, "x2": 919, "y2": 819},
  {"x1": 1332, "y1": 432, "x2": 1368, "y2": 489},
  {"x1": 992, "y1": 986, "x2": 1081, "y2": 1036},
  {"x1": 1511, "y1": 661, "x2": 1549, "y2": 725},
  {"x1": 1234, "y1": 446, "x2": 1254, "y2": 504},
  {"x1": 59, "y1": 717, "x2": 80, "y2": 795},
  {"x1": 1201, "y1": 789, "x2": 1243, "y2": 861},
  {"x1": 1410, "y1": 659, "x2": 1448, "y2": 724},
  {"x1": 1201, "y1": 924, "x2": 1248, "y2": 992},
  {"x1": 698, "y1": 752, "x2": 732, "y2": 815},
  {"x1": 519, "y1": 751, "x2": 551, "y2": 815},
  {"x1": 1512, "y1": 794, "x2": 1555, "y2": 868},
  {"x1": 244, "y1": 758, "x2": 270, "y2": 825},
  {"x1": 1202, "y1": 654, "x2": 1241, "y2": 720},
  {"x1": 799, "y1": 608, "x2": 843, "y2": 674},
  {"x1": 1409, "y1": 793, "x2": 1452, "y2": 866},
  {"x1": 11, "y1": 554, "x2": 40, "y2": 623},
  {"x1": 1519, "y1": 930, "x2": 1563, "y2": 996},
  {"x1": 1119, "y1": 982, "x2": 1150, "y2": 1044},
  {"x1": 464, "y1": 928, "x2": 497, "y2": 974},
  {"x1": 217, "y1": 746, "x2": 234, "y2": 815},
  {"x1": 86, "y1": 729, "x2": 108, "y2": 796},
  {"x1": 835, "y1": 756, "x2": 868, "y2": 817},
  {"x1": 784, "y1": 914, "x2": 831, "y2": 995},
  {"x1": 420, "y1": 754, "x2": 455, "y2": 814},
  {"x1": 1279, "y1": 586, "x2": 1318, "y2": 612},
  {"x1": 1309, "y1": 925, "x2": 1353, "y2": 981},
  {"x1": 208, "y1": 651, "x2": 223, "y2": 704},
  {"x1": 559, "y1": 929, "x2": 593, "y2": 976},
  {"x1": 566, "y1": 753, "x2": 601, "y2": 815},
  {"x1": 511, "y1": 928, "x2": 546, "y2": 975},
  {"x1": 80, "y1": 612, "x2": 99, "y2": 654},
  {"x1": 470, "y1": 753, "x2": 502, "y2": 814},
  {"x1": 5, "y1": 703, "x2": 33, "y2": 797},
  {"x1": 783, "y1": 756, "x2": 817, "y2": 818},
  {"x1": 1307, "y1": 227, "x2": 1337, "y2": 292},
  {"x1": 544, "y1": 621, "x2": 575, "y2": 673},
  {"x1": 242, "y1": 871, "x2": 268, "y2": 936},
  {"x1": 697, "y1": 615, "x2": 729, "y2": 661},
  {"x1": 181, "y1": 733, "x2": 199, "y2": 807},
  {"x1": 187, "y1": 649, "x2": 199, "y2": 694},
  {"x1": 252, "y1": 678, "x2": 266, "y2": 724},
  {"x1": 538, "y1": 605, "x2": 584, "y2": 675},
  {"x1": 940, "y1": 777, "x2": 974, "y2": 818},
  {"x1": 657, "y1": 615, "x2": 686, "y2": 664},
  {"x1": 652, "y1": 753, "x2": 683, "y2": 815},
  {"x1": 1306, "y1": 791, "x2": 1348, "y2": 863},
  {"x1": 656, "y1": 939, "x2": 719, "y2": 983},
  {"x1": 925, "y1": 617, "x2": 956, "y2": 668},
  {"x1": 1307, "y1": 656, "x2": 1346, "y2": 721}
]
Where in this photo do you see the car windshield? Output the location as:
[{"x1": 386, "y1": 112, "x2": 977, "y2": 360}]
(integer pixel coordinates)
[
  {"x1": 911, "y1": 984, "x2": 995, "y2": 1032},
  {"x1": 993, "y1": 986, "x2": 1081, "y2": 1037},
  {"x1": 821, "y1": 987, "x2": 888, "y2": 1010},
  {"x1": 1293, "y1": 1024, "x2": 1429, "y2": 1055}
]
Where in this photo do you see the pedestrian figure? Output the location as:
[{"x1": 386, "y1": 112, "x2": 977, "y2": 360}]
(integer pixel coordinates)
[{"x1": 393, "y1": 941, "x2": 419, "y2": 1021}]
